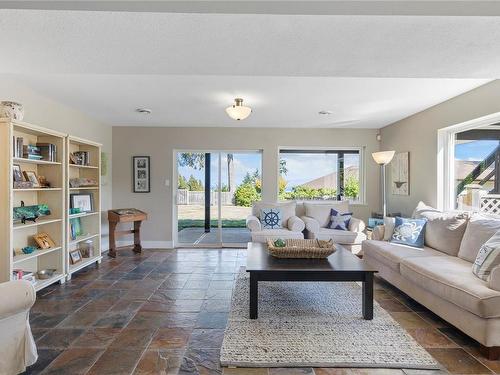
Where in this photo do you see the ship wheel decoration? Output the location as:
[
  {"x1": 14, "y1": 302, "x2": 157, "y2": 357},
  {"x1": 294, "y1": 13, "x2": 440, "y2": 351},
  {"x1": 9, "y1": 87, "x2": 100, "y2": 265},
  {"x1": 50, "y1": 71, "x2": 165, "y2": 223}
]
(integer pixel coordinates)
[{"x1": 263, "y1": 209, "x2": 281, "y2": 228}]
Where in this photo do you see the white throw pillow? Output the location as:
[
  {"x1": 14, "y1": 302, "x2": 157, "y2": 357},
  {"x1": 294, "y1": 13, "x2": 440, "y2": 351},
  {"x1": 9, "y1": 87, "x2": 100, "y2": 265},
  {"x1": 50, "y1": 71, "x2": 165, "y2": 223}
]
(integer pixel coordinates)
[
  {"x1": 304, "y1": 201, "x2": 349, "y2": 228},
  {"x1": 473, "y1": 230, "x2": 500, "y2": 281},
  {"x1": 383, "y1": 217, "x2": 396, "y2": 241},
  {"x1": 411, "y1": 201, "x2": 440, "y2": 219},
  {"x1": 252, "y1": 201, "x2": 296, "y2": 227},
  {"x1": 459, "y1": 214, "x2": 500, "y2": 263}
]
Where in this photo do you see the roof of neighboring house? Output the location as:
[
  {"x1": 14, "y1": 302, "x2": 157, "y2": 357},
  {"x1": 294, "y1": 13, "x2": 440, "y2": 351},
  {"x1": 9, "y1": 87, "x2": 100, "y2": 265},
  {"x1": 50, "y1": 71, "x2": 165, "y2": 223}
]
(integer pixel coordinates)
[
  {"x1": 300, "y1": 166, "x2": 358, "y2": 189},
  {"x1": 455, "y1": 160, "x2": 495, "y2": 181}
]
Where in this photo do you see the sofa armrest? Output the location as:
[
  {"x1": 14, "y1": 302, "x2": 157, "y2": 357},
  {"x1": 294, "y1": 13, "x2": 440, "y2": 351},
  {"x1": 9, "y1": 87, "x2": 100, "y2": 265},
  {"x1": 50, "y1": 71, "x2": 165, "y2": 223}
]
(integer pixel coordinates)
[
  {"x1": 301, "y1": 216, "x2": 320, "y2": 234},
  {"x1": 371, "y1": 225, "x2": 385, "y2": 241},
  {"x1": 287, "y1": 215, "x2": 305, "y2": 232},
  {"x1": 489, "y1": 265, "x2": 500, "y2": 292},
  {"x1": 0, "y1": 281, "x2": 36, "y2": 320},
  {"x1": 246, "y1": 215, "x2": 261, "y2": 232},
  {"x1": 348, "y1": 217, "x2": 366, "y2": 232}
]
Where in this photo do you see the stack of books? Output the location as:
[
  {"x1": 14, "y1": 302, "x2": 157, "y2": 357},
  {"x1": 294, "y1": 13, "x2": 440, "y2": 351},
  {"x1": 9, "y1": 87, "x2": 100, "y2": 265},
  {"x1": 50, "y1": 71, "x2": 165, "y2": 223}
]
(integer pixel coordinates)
[
  {"x1": 12, "y1": 269, "x2": 36, "y2": 285},
  {"x1": 23, "y1": 145, "x2": 42, "y2": 160},
  {"x1": 36, "y1": 143, "x2": 57, "y2": 162},
  {"x1": 74, "y1": 151, "x2": 90, "y2": 166}
]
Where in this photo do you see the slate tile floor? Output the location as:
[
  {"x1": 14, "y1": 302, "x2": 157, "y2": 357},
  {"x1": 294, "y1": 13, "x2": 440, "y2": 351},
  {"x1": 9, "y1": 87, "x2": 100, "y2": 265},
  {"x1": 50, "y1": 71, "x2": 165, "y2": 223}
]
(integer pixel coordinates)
[{"x1": 24, "y1": 248, "x2": 500, "y2": 375}]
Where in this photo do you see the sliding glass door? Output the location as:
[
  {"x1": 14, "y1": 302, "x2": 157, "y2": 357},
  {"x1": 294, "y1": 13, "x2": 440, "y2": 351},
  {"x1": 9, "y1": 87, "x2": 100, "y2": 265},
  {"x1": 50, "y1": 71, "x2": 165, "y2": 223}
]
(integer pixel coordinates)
[{"x1": 175, "y1": 150, "x2": 262, "y2": 247}]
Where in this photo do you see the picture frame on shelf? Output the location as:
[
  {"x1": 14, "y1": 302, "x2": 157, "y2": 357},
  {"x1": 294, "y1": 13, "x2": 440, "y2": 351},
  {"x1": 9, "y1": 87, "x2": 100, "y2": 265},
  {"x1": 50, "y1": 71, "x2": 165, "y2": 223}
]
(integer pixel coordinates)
[
  {"x1": 69, "y1": 249, "x2": 82, "y2": 264},
  {"x1": 23, "y1": 171, "x2": 40, "y2": 188},
  {"x1": 13, "y1": 164, "x2": 23, "y2": 182},
  {"x1": 70, "y1": 193, "x2": 93, "y2": 213},
  {"x1": 33, "y1": 232, "x2": 56, "y2": 249}
]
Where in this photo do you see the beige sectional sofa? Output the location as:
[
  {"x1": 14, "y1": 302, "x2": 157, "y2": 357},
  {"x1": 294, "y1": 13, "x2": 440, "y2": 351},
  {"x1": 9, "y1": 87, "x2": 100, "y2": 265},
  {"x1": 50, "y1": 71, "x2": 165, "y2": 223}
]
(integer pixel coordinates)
[{"x1": 363, "y1": 205, "x2": 500, "y2": 359}]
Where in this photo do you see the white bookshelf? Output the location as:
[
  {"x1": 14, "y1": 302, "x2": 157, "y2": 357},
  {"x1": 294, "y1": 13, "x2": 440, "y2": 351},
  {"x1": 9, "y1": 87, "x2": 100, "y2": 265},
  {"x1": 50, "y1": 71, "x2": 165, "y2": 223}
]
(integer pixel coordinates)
[
  {"x1": 0, "y1": 119, "x2": 66, "y2": 290},
  {"x1": 65, "y1": 136, "x2": 102, "y2": 279}
]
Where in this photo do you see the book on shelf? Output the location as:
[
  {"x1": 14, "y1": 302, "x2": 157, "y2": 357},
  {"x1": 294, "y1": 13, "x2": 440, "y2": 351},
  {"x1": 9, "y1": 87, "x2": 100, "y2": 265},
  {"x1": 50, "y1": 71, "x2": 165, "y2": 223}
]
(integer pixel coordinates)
[
  {"x1": 12, "y1": 270, "x2": 36, "y2": 284},
  {"x1": 73, "y1": 151, "x2": 90, "y2": 166},
  {"x1": 23, "y1": 145, "x2": 43, "y2": 160},
  {"x1": 36, "y1": 143, "x2": 57, "y2": 162},
  {"x1": 13, "y1": 136, "x2": 24, "y2": 158}
]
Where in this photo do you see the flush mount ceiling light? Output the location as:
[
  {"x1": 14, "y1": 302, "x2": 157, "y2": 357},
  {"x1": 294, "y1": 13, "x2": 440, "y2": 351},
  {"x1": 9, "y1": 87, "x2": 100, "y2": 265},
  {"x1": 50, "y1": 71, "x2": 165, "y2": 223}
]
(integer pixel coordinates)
[
  {"x1": 225, "y1": 98, "x2": 252, "y2": 121},
  {"x1": 136, "y1": 108, "x2": 152, "y2": 115}
]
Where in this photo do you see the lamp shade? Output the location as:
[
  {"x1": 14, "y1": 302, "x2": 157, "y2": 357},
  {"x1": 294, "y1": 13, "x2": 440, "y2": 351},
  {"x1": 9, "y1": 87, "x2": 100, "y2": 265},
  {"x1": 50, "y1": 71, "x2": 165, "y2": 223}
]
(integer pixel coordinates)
[
  {"x1": 372, "y1": 150, "x2": 395, "y2": 165},
  {"x1": 225, "y1": 98, "x2": 252, "y2": 121}
]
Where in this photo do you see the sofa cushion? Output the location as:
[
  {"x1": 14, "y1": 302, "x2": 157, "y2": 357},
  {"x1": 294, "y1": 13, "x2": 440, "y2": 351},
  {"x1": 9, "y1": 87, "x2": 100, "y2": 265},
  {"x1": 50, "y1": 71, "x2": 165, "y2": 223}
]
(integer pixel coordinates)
[
  {"x1": 413, "y1": 202, "x2": 468, "y2": 256},
  {"x1": 315, "y1": 228, "x2": 366, "y2": 245},
  {"x1": 458, "y1": 214, "x2": 500, "y2": 262},
  {"x1": 473, "y1": 230, "x2": 500, "y2": 281},
  {"x1": 400, "y1": 256, "x2": 500, "y2": 318},
  {"x1": 250, "y1": 228, "x2": 303, "y2": 243},
  {"x1": 304, "y1": 201, "x2": 349, "y2": 228},
  {"x1": 253, "y1": 201, "x2": 296, "y2": 227},
  {"x1": 363, "y1": 240, "x2": 446, "y2": 272}
]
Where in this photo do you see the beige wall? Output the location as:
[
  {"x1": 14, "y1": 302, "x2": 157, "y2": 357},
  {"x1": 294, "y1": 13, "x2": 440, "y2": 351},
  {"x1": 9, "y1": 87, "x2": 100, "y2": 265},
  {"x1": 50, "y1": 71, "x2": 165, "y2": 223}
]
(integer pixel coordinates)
[
  {"x1": 381, "y1": 79, "x2": 500, "y2": 216},
  {"x1": 112, "y1": 127, "x2": 381, "y2": 245},
  {"x1": 0, "y1": 77, "x2": 113, "y2": 244}
]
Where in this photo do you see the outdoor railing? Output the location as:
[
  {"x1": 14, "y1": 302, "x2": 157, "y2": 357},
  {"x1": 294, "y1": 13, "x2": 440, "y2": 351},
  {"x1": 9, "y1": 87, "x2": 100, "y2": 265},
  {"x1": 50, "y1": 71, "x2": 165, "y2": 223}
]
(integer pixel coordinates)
[{"x1": 177, "y1": 189, "x2": 234, "y2": 205}]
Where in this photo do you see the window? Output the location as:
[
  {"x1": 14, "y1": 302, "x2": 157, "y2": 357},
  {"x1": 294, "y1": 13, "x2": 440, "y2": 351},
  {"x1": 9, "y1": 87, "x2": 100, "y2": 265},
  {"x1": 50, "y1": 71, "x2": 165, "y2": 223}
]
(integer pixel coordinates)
[
  {"x1": 454, "y1": 125, "x2": 500, "y2": 212},
  {"x1": 278, "y1": 148, "x2": 362, "y2": 202}
]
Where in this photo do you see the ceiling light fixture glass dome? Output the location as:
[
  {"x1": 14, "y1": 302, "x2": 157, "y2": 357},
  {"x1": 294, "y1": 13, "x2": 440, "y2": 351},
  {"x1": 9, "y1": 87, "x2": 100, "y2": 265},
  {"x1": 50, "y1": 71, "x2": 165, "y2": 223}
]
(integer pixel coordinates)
[{"x1": 225, "y1": 98, "x2": 252, "y2": 121}]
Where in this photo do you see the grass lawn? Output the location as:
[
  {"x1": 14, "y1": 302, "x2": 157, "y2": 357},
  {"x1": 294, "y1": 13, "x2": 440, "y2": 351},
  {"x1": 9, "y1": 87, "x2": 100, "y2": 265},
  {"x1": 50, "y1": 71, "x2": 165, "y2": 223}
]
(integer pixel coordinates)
[{"x1": 178, "y1": 219, "x2": 246, "y2": 231}]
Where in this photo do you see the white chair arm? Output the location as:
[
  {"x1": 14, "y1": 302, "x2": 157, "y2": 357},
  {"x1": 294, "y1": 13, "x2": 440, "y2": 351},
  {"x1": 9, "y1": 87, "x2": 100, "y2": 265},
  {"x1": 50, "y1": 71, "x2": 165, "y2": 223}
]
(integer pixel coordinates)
[
  {"x1": 0, "y1": 281, "x2": 36, "y2": 320},
  {"x1": 489, "y1": 265, "x2": 500, "y2": 292},
  {"x1": 371, "y1": 225, "x2": 385, "y2": 241},
  {"x1": 301, "y1": 216, "x2": 320, "y2": 234},
  {"x1": 348, "y1": 217, "x2": 366, "y2": 232},
  {"x1": 287, "y1": 216, "x2": 305, "y2": 232},
  {"x1": 246, "y1": 215, "x2": 261, "y2": 232}
]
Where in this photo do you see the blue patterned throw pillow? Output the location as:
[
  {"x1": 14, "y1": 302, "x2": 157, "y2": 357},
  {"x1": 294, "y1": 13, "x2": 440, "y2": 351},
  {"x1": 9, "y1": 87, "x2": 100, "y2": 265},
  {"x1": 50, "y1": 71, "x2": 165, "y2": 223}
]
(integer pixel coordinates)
[
  {"x1": 390, "y1": 217, "x2": 427, "y2": 248},
  {"x1": 327, "y1": 208, "x2": 352, "y2": 230},
  {"x1": 261, "y1": 208, "x2": 282, "y2": 229}
]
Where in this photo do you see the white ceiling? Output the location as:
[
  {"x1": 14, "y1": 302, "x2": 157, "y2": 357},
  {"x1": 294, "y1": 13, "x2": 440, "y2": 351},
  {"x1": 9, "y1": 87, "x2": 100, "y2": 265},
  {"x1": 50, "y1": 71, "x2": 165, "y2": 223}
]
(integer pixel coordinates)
[
  {"x1": 7, "y1": 74, "x2": 489, "y2": 128},
  {"x1": 0, "y1": 7, "x2": 498, "y2": 128}
]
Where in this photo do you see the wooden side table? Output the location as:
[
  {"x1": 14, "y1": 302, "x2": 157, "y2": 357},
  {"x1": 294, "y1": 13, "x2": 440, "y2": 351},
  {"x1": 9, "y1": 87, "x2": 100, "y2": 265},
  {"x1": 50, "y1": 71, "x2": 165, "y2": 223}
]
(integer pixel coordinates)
[{"x1": 108, "y1": 208, "x2": 148, "y2": 258}]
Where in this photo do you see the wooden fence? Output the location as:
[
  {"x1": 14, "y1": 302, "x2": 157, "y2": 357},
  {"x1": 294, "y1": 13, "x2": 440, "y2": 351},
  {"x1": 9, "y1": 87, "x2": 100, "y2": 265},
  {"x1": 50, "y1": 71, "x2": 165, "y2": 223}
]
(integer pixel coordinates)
[{"x1": 177, "y1": 189, "x2": 234, "y2": 205}]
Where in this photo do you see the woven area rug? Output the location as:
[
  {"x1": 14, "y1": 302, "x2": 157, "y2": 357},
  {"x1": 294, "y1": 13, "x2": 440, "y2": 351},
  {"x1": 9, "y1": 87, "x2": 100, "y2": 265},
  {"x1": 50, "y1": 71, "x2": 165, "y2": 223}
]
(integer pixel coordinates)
[{"x1": 220, "y1": 270, "x2": 440, "y2": 369}]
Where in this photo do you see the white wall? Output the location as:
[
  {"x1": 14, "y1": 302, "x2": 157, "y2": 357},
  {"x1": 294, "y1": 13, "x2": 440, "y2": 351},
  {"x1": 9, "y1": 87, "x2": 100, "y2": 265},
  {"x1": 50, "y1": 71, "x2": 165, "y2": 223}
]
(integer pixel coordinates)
[
  {"x1": 0, "y1": 77, "x2": 113, "y2": 244},
  {"x1": 381, "y1": 79, "x2": 500, "y2": 216},
  {"x1": 112, "y1": 126, "x2": 381, "y2": 245}
]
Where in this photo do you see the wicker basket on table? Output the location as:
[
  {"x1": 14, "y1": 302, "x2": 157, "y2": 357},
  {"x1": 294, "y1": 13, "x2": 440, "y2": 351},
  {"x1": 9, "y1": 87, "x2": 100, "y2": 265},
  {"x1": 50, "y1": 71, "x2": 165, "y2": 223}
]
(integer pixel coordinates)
[{"x1": 266, "y1": 238, "x2": 336, "y2": 259}]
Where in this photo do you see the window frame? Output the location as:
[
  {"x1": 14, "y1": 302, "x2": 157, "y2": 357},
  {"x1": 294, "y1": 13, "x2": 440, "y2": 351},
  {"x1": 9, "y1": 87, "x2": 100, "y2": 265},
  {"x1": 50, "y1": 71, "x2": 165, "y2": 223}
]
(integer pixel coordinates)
[
  {"x1": 277, "y1": 146, "x2": 366, "y2": 205},
  {"x1": 437, "y1": 111, "x2": 500, "y2": 211}
]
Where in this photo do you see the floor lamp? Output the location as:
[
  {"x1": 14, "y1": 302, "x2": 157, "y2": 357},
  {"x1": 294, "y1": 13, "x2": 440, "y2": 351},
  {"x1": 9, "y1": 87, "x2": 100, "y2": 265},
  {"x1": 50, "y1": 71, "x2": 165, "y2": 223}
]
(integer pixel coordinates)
[{"x1": 372, "y1": 151, "x2": 395, "y2": 217}]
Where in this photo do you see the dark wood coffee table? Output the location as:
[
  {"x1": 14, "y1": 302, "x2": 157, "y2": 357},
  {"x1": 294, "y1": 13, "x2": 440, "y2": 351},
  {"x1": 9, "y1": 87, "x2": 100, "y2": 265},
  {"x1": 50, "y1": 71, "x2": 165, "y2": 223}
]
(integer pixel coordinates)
[{"x1": 246, "y1": 242, "x2": 378, "y2": 320}]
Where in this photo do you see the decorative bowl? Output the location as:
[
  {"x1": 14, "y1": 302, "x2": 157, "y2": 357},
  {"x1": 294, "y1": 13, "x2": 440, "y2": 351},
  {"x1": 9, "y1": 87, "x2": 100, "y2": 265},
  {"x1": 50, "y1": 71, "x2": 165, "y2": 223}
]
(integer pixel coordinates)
[
  {"x1": 21, "y1": 246, "x2": 36, "y2": 254},
  {"x1": 0, "y1": 101, "x2": 24, "y2": 121},
  {"x1": 37, "y1": 269, "x2": 56, "y2": 279}
]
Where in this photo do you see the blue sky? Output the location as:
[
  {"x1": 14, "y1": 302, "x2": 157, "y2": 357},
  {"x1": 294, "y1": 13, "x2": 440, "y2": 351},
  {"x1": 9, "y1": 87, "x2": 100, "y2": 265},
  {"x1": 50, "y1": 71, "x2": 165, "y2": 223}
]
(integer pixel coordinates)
[
  {"x1": 455, "y1": 140, "x2": 499, "y2": 161},
  {"x1": 177, "y1": 152, "x2": 358, "y2": 190},
  {"x1": 178, "y1": 153, "x2": 262, "y2": 188}
]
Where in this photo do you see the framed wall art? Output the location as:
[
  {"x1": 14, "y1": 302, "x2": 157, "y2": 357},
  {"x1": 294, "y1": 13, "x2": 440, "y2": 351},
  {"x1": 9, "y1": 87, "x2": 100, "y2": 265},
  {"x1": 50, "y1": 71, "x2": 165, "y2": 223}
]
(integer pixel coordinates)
[
  {"x1": 391, "y1": 151, "x2": 410, "y2": 195},
  {"x1": 133, "y1": 156, "x2": 150, "y2": 193}
]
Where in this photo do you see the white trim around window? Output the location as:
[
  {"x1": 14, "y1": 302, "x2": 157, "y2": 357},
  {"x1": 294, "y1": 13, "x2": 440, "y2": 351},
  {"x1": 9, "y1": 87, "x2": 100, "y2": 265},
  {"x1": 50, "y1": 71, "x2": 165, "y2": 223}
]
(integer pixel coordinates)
[
  {"x1": 437, "y1": 111, "x2": 500, "y2": 211},
  {"x1": 276, "y1": 146, "x2": 367, "y2": 205}
]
